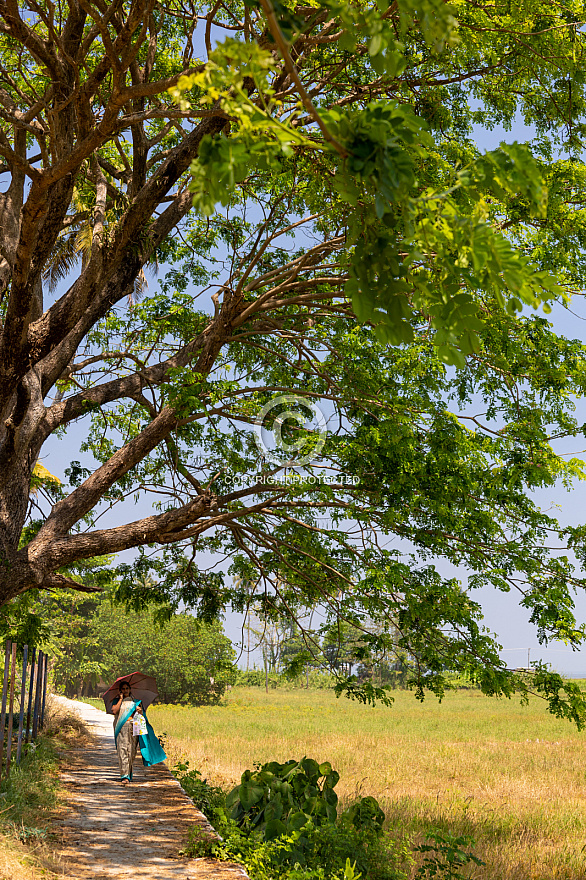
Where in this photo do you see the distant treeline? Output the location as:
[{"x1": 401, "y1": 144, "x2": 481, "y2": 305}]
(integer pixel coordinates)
[
  {"x1": 234, "y1": 670, "x2": 336, "y2": 689},
  {"x1": 233, "y1": 669, "x2": 482, "y2": 691}
]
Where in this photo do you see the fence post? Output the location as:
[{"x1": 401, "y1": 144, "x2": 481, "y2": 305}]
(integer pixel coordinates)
[
  {"x1": 5, "y1": 643, "x2": 16, "y2": 777},
  {"x1": 31, "y1": 652, "x2": 43, "y2": 742},
  {"x1": 0, "y1": 641, "x2": 11, "y2": 779},
  {"x1": 16, "y1": 645, "x2": 28, "y2": 765},
  {"x1": 25, "y1": 647, "x2": 36, "y2": 744},
  {"x1": 40, "y1": 654, "x2": 48, "y2": 729}
]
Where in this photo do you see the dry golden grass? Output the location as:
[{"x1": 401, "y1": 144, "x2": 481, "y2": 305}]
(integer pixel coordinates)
[
  {"x1": 149, "y1": 686, "x2": 586, "y2": 880},
  {"x1": 0, "y1": 832, "x2": 49, "y2": 880},
  {"x1": 43, "y1": 697, "x2": 93, "y2": 744}
]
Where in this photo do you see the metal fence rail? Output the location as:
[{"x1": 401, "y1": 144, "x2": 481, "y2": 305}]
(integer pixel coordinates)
[{"x1": 0, "y1": 641, "x2": 48, "y2": 780}]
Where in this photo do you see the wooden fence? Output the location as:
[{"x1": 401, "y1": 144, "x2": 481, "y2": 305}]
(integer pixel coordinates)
[{"x1": 0, "y1": 642, "x2": 49, "y2": 780}]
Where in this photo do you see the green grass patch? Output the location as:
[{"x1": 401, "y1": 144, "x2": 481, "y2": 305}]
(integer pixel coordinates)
[
  {"x1": 76, "y1": 696, "x2": 104, "y2": 710},
  {"x1": 0, "y1": 735, "x2": 60, "y2": 844},
  {"x1": 0, "y1": 732, "x2": 63, "y2": 880}
]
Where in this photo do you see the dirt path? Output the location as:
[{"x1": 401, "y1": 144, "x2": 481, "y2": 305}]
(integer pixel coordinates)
[{"x1": 52, "y1": 697, "x2": 248, "y2": 879}]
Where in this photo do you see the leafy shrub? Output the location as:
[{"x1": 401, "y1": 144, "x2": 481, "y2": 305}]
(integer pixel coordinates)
[
  {"x1": 233, "y1": 670, "x2": 336, "y2": 690},
  {"x1": 414, "y1": 831, "x2": 485, "y2": 879},
  {"x1": 340, "y1": 795, "x2": 385, "y2": 836},
  {"x1": 187, "y1": 820, "x2": 405, "y2": 880},
  {"x1": 234, "y1": 670, "x2": 281, "y2": 688},
  {"x1": 171, "y1": 761, "x2": 227, "y2": 827},
  {"x1": 226, "y1": 758, "x2": 341, "y2": 839},
  {"x1": 274, "y1": 821, "x2": 404, "y2": 880},
  {"x1": 226, "y1": 756, "x2": 386, "y2": 844}
]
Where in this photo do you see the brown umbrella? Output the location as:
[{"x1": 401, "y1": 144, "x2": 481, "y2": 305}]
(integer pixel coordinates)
[{"x1": 102, "y1": 671, "x2": 158, "y2": 715}]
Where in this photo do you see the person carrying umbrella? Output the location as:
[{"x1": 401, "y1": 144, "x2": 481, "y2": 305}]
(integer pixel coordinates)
[{"x1": 104, "y1": 672, "x2": 167, "y2": 784}]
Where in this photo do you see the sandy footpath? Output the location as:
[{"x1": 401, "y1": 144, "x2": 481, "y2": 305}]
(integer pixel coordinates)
[{"x1": 52, "y1": 696, "x2": 248, "y2": 879}]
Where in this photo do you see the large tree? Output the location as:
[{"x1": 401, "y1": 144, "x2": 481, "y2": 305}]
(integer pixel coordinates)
[{"x1": 2, "y1": 0, "x2": 586, "y2": 716}]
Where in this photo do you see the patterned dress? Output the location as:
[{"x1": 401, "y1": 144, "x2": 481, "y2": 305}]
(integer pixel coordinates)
[{"x1": 114, "y1": 697, "x2": 139, "y2": 781}]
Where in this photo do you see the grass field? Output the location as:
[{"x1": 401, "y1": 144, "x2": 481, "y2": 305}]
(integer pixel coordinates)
[{"x1": 148, "y1": 686, "x2": 586, "y2": 880}]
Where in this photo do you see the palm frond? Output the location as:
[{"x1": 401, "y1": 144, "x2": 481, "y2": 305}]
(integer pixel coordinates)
[
  {"x1": 30, "y1": 462, "x2": 61, "y2": 496},
  {"x1": 43, "y1": 233, "x2": 80, "y2": 292},
  {"x1": 75, "y1": 224, "x2": 93, "y2": 270}
]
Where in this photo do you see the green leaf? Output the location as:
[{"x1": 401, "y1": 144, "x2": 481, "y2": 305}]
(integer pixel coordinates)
[{"x1": 237, "y1": 780, "x2": 265, "y2": 811}]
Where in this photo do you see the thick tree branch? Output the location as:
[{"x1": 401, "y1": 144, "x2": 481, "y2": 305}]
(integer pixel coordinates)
[{"x1": 35, "y1": 405, "x2": 180, "y2": 541}]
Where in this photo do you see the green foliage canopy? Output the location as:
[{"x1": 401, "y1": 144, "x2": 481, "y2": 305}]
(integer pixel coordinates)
[
  {"x1": 21, "y1": 590, "x2": 237, "y2": 704},
  {"x1": 0, "y1": 0, "x2": 585, "y2": 720}
]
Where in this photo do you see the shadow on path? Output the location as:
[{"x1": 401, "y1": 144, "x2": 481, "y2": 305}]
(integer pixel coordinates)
[{"x1": 52, "y1": 697, "x2": 248, "y2": 879}]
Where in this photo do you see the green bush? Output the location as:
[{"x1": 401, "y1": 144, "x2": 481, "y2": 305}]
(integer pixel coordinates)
[
  {"x1": 414, "y1": 831, "x2": 485, "y2": 879},
  {"x1": 174, "y1": 757, "x2": 404, "y2": 880},
  {"x1": 171, "y1": 761, "x2": 227, "y2": 827},
  {"x1": 173, "y1": 758, "x2": 484, "y2": 880},
  {"x1": 234, "y1": 670, "x2": 281, "y2": 688},
  {"x1": 182, "y1": 818, "x2": 405, "y2": 880},
  {"x1": 340, "y1": 795, "x2": 386, "y2": 836},
  {"x1": 226, "y1": 757, "x2": 385, "y2": 844},
  {"x1": 226, "y1": 758, "x2": 340, "y2": 839}
]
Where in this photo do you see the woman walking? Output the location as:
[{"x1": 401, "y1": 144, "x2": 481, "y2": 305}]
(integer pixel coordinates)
[
  {"x1": 112, "y1": 680, "x2": 140, "y2": 783},
  {"x1": 106, "y1": 674, "x2": 167, "y2": 784}
]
